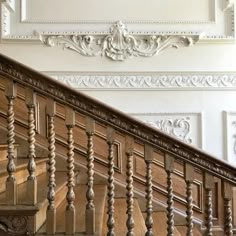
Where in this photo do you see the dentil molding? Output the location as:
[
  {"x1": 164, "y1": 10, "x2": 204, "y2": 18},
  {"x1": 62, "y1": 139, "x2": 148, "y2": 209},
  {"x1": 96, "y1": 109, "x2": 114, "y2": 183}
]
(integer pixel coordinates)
[
  {"x1": 40, "y1": 21, "x2": 198, "y2": 61},
  {"x1": 47, "y1": 73, "x2": 236, "y2": 90}
]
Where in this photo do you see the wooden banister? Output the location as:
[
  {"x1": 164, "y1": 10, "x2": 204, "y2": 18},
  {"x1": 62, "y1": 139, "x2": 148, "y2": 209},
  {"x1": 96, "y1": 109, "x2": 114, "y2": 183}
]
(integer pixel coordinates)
[
  {"x1": 0, "y1": 53, "x2": 235, "y2": 186},
  {"x1": 1, "y1": 53, "x2": 236, "y2": 235}
]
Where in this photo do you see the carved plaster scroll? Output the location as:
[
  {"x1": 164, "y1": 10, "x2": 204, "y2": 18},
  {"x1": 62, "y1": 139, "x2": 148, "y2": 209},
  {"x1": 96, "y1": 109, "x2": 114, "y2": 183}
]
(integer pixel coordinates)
[
  {"x1": 40, "y1": 21, "x2": 198, "y2": 61},
  {"x1": 146, "y1": 117, "x2": 192, "y2": 144}
]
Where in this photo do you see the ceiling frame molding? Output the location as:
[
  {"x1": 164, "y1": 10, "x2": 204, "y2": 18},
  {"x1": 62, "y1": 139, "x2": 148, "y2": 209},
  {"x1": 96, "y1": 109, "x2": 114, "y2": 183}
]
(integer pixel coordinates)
[
  {"x1": 0, "y1": 0, "x2": 235, "y2": 44},
  {"x1": 45, "y1": 72, "x2": 236, "y2": 91}
]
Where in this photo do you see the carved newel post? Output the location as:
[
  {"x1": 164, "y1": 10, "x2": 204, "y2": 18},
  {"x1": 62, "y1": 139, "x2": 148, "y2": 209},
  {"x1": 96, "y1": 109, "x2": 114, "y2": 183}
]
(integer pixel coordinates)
[
  {"x1": 5, "y1": 80, "x2": 17, "y2": 205},
  {"x1": 65, "y1": 107, "x2": 76, "y2": 235},
  {"x1": 86, "y1": 117, "x2": 95, "y2": 234},
  {"x1": 46, "y1": 98, "x2": 56, "y2": 235},
  {"x1": 25, "y1": 88, "x2": 37, "y2": 205}
]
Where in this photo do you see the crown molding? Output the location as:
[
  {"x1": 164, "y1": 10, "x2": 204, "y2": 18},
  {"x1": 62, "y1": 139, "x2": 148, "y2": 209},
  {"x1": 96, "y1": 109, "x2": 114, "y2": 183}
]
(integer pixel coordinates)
[{"x1": 46, "y1": 72, "x2": 236, "y2": 91}]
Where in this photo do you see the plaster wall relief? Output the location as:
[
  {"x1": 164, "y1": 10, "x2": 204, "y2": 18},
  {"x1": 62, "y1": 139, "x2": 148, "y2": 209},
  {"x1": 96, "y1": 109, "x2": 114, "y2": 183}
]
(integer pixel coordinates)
[
  {"x1": 41, "y1": 21, "x2": 197, "y2": 61},
  {"x1": 129, "y1": 113, "x2": 203, "y2": 148},
  {"x1": 47, "y1": 73, "x2": 236, "y2": 90},
  {"x1": 223, "y1": 111, "x2": 236, "y2": 165}
]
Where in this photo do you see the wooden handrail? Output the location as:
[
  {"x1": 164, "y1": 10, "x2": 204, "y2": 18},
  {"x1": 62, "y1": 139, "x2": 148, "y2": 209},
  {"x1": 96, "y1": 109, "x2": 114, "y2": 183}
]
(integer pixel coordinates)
[{"x1": 0, "y1": 53, "x2": 236, "y2": 186}]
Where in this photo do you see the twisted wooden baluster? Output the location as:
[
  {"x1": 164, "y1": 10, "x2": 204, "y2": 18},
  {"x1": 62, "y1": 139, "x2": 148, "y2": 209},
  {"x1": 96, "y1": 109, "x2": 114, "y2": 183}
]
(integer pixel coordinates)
[
  {"x1": 86, "y1": 117, "x2": 95, "y2": 235},
  {"x1": 5, "y1": 80, "x2": 17, "y2": 205},
  {"x1": 204, "y1": 173, "x2": 214, "y2": 236},
  {"x1": 46, "y1": 99, "x2": 56, "y2": 235},
  {"x1": 186, "y1": 181, "x2": 193, "y2": 236},
  {"x1": 222, "y1": 181, "x2": 233, "y2": 236},
  {"x1": 126, "y1": 137, "x2": 134, "y2": 236},
  {"x1": 26, "y1": 88, "x2": 37, "y2": 205},
  {"x1": 107, "y1": 127, "x2": 115, "y2": 236},
  {"x1": 184, "y1": 164, "x2": 194, "y2": 236},
  {"x1": 65, "y1": 108, "x2": 76, "y2": 235},
  {"x1": 205, "y1": 189, "x2": 213, "y2": 236},
  {"x1": 144, "y1": 144, "x2": 153, "y2": 236},
  {"x1": 164, "y1": 154, "x2": 175, "y2": 236},
  {"x1": 224, "y1": 199, "x2": 233, "y2": 236}
]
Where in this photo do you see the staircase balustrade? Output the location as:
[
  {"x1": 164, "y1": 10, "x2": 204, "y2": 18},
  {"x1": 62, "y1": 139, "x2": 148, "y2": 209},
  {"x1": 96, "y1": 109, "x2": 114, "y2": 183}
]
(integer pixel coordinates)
[
  {"x1": 5, "y1": 80, "x2": 17, "y2": 206},
  {"x1": 184, "y1": 164, "x2": 194, "y2": 236},
  {"x1": 204, "y1": 172, "x2": 214, "y2": 236},
  {"x1": 125, "y1": 137, "x2": 135, "y2": 236},
  {"x1": 106, "y1": 127, "x2": 115, "y2": 236},
  {"x1": 164, "y1": 154, "x2": 175, "y2": 236},
  {"x1": 0, "y1": 53, "x2": 236, "y2": 235},
  {"x1": 26, "y1": 88, "x2": 37, "y2": 205},
  {"x1": 144, "y1": 144, "x2": 154, "y2": 236},
  {"x1": 46, "y1": 98, "x2": 56, "y2": 235},
  {"x1": 85, "y1": 117, "x2": 96, "y2": 234},
  {"x1": 65, "y1": 107, "x2": 76, "y2": 235}
]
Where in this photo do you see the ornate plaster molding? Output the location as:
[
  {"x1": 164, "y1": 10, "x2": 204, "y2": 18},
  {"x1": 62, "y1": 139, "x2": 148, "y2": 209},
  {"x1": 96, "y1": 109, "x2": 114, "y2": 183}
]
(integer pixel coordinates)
[
  {"x1": 224, "y1": 0, "x2": 234, "y2": 11},
  {"x1": 233, "y1": 121, "x2": 236, "y2": 154},
  {"x1": 40, "y1": 21, "x2": 198, "y2": 61},
  {"x1": 47, "y1": 73, "x2": 236, "y2": 90},
  {"x1": 146, "y1": 118, "x2": 192, "y2": 144},
  {"x1": 1, "y1": 1, "x2": 12, "y2": 37}
]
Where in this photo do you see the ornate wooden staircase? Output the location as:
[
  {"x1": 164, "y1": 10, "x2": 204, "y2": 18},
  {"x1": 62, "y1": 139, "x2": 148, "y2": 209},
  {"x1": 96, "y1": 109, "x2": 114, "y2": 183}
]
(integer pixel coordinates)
[{"x1": 0, "y1": 53, "x2": 235, "y2": 235}]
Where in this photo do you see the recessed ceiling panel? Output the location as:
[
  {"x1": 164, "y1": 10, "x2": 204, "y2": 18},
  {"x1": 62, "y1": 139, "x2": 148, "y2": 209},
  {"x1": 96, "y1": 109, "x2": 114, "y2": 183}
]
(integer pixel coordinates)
[{"x1": 22, "y1": 0, "x2": 213, "y2": 23}]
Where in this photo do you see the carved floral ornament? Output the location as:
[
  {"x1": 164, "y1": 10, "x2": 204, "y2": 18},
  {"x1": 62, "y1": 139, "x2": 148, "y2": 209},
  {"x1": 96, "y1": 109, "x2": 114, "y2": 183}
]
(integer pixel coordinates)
[
  {"x1": 146, "y1": 118, "x2": 192, "y2": 144},
  {"x1": 40, "y1": 21, "x2": 199, "y2": 61}
]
